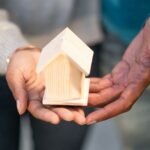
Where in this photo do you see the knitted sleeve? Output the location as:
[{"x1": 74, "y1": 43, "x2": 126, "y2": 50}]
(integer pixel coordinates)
[{"x1": 0, "y1": 9, "x2": 28, "y2": 74}]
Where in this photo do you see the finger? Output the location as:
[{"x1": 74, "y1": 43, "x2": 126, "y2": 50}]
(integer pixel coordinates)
[
  {"x1": 90, "y1": 78, "x2": 101, "y2": 84},
  {"x1": 26, "y1": 73, "x2": 45, "y2": 102},
  {"x1": 6, "y1": 69, "x2": 28, "y2": 115},
  {"x1": 70, "y1": 107, "x2": 86, "y2": 125},
  {"x1": 51, "y1": 107, "x2": 86, "y2": 125},
  {"x1": 27, "y1": 83, "x2": 44, "y2": 101},
  {"x1": 103, "y1": 74, "x2": 112, "y2": 79},
  {"x1": 89, "y1": 84, "x2": 100, "y2": 93},
  {"x1": 88, "y1": 85, "x2": 124, "y2": 106},
  {"x1": 86, "y1": 81, "x2": 145, "y2": 124},
  {"x1": 51, "y1": 107, "x2": 74, "y2": 122},
  {"x1": 26, "y1": 72, "x2": 44, "y2": 92},
  {"x1": 27, "y1": 82, "x2": 44, "y2": 102},
  {"x1": 90, "y1": 78, "x2": 112, "y2": 93},
  {"x1": 28, "y1": 100, "x2": 60, "y2": 124},
  {"x1": 86, "y1": 96, "x2": 129, "y2": 124}
]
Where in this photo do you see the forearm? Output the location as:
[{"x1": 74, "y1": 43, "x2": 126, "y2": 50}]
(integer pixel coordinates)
[{"x1": 0, "y1": 9, "x2": 28, "y2": 74}]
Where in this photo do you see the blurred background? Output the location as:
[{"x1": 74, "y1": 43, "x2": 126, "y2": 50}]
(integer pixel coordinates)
[{"x1": 0, "y1": 0, "x2": 150, "y2": 150}]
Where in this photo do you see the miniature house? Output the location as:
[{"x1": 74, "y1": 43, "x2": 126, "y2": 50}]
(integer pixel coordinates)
[{"x1": 36, "y1": 27, "x2": 93, "y2": 106}]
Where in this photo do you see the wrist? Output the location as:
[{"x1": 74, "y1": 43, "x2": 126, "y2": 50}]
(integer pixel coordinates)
[{"x1": 7, "y1": 45, "x2": 41, "y2": 64}]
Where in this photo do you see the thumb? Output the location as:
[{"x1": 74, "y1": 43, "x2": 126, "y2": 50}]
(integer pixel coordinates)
[{"x1": 6, "y1": 70, "x2": 28, "y2": 115}]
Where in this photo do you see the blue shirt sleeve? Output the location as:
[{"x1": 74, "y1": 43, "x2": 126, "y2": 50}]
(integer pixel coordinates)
[{"x1": 101, "y1": 0, "x2": 150, "y2": 43}]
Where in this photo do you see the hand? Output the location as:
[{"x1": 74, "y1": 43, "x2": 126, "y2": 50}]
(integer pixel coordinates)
[
  {"x1": 6, "y1": 46, "x2": 86, "y2": 125},
  {"x1": 86, "y1": 18, "x2": 150, "y2": 124}
]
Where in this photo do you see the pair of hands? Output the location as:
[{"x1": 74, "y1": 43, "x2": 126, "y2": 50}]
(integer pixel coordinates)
[{"x1": 6, "y1": 19, "x2": 150, "y2": 125}]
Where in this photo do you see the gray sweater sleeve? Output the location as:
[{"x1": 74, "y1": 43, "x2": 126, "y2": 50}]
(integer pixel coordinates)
[{"x1": 0, "y1": 9, "x2": 28, "y2": 74}]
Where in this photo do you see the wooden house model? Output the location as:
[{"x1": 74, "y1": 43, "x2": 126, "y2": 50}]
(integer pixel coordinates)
[{"x1": 36, "y1": 27, "x2": 93, "y2": 106}]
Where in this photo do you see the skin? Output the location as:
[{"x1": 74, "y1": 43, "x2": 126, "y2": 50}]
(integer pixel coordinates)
[
  {"x1": 6, "y1": 18, "x2": 150, "y2": 126},
  {"x1": 6, "y1": 48, "x2": 86, "y2": 125},
  {"x1": 86, "y1": 18, "x2": 150, "y2": 125}
]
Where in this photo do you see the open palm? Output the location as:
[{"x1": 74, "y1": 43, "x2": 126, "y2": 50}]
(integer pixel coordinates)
[
  {"x1": 86, "y1": 18, "x2": 150, "y2": 124},
  {"x1": 6, "y1": 46, "x2": 85, "y2": 125}
]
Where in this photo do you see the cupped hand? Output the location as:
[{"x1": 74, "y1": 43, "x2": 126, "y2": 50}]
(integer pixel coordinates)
[
  {"x1": 6, "y1": 46, "x2": 86, "y2": 125},
  {"x1": 86, "y1": 18, "x2": 150, "y2": 125}
]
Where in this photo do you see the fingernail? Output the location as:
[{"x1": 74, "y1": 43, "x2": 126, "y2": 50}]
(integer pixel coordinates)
[
  {"x1": 16, "y1": 100, "x2": 22, "y2": 115},
  {"x1": 87, "y1": 120, "x2": 97, "y2": 125}
]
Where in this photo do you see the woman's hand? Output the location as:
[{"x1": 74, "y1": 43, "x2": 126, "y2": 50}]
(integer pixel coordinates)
[{"x1": 6, "y1": 47, "x2": 86, "y2": 125}]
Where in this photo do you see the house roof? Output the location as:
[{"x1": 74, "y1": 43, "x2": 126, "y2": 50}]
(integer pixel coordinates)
[{"x1": 36, "y1": 27, "x2": 93, "y2": 75}]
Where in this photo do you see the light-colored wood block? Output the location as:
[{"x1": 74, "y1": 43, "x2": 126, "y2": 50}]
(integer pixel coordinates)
[{"x1": 36, "y1": 27, "x2": 93, "y2": 106}]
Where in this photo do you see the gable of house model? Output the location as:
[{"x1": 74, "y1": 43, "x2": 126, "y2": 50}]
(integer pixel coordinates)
[
  {"x1": 36, "y1": 27, "x2": 93, "y2": 76},
  {"x1": 44, "y1": 54, "x2": 82, "y2": 101}
]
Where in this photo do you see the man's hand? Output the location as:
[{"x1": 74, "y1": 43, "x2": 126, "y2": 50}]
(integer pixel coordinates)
[
  {"x1": 86, "y1": 18, "x2": 150, "y2": 125},
  {"x1": 6, "y1": 47, "x2": 86, "y2": 125}
]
